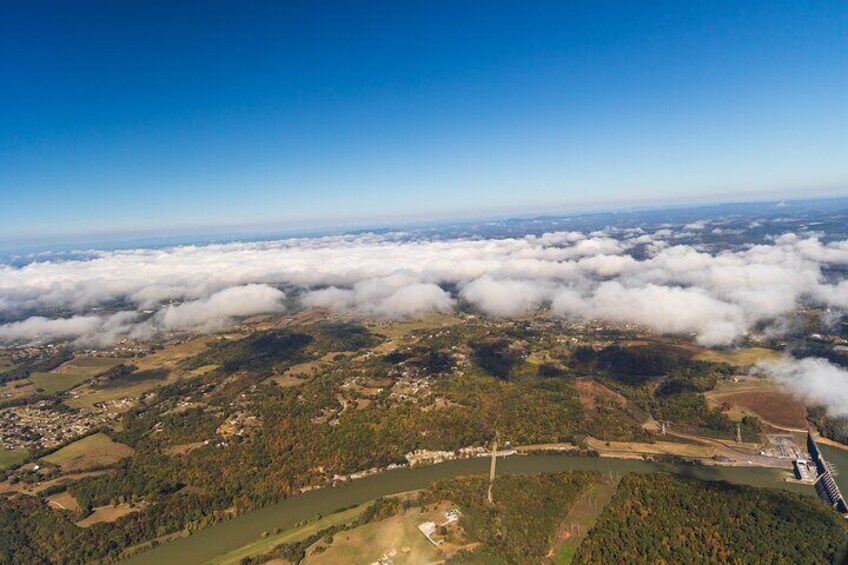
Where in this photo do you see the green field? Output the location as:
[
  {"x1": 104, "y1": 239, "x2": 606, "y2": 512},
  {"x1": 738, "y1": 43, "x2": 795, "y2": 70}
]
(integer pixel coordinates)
[
  {"x1": 10, "y1": 357, "x2": 127, "y2": 396},
  {"x1": 694, "y1": 347, "x2": 782, "y2": 367},
  {"x1": 66, "y1": 368, "x2": 170, "y2": 408},
  {"x1": 42, "y1": 433, "x2": 134, "y2": 471},
  {"x1": 208, "y1": 502, "x2": 374, "y2": 565},
  {"x1": 0, "y1": 448, "x2": 29, "y2": 469},
  {"x1": 29, "y1": 371, "x2": 93, "y2": 394}
]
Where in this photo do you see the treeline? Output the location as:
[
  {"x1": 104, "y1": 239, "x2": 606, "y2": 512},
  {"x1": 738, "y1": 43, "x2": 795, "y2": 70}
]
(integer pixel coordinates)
[
  {"x1": 574, "y1": 473, "x2": 848, "y2": 564},
  {"x1": 0, "y1": 490, "x2": 219, "y2": 564},
  {"x1": 809, "y1": 406, "x2": 848, "y2": 445}
]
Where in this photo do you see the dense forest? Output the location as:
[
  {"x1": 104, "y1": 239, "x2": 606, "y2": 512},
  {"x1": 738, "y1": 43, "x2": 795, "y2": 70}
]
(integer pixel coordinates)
[{"x1": 574, "y1": 473, "x2": 848, "y2": 564}]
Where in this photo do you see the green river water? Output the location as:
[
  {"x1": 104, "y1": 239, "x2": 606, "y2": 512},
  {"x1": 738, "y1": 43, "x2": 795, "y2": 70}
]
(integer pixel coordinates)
[{"x1": 123, "y1": 453, "x2": 819, "y2": 565}]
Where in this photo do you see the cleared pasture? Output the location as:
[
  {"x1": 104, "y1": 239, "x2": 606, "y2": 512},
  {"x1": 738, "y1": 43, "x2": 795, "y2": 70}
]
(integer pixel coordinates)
[
  {"x1": 42, "y1": 433, "x2": 134, "y2": 471},
  {"x1": 66, "y1": 368, "x2": 170, "y2": 407},
  {"x1": 30, "y1": 371, "x2": 92, "y2": 394},
  {"x1": 0, "y1": 448, "x2": 29, "y2": 469},
  {"x1": 46, "y1": 491, "x2": 80, "y2": 512},
  {"x1": 76, "y1": 502, "x2": 143, "y2": 527},
  {"x1": 694, "y1": 347, "x2": 782, "y2": 367}
]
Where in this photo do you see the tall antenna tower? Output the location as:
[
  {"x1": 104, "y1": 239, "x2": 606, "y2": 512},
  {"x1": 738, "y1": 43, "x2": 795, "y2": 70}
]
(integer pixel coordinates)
[{"x1": 487, "y1": 432, "x2": 498, "y2": 505}]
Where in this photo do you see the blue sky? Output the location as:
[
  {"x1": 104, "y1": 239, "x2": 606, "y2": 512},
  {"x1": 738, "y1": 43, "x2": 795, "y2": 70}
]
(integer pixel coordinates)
[{"x1": 2, "y1": 1, "x2": 847, "y2": 244}]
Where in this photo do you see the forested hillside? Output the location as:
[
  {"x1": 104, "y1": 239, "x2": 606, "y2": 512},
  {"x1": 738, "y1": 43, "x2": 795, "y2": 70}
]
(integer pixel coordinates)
[{"x1": 575, "y1": 473, "x2": 848, "y2": 564}]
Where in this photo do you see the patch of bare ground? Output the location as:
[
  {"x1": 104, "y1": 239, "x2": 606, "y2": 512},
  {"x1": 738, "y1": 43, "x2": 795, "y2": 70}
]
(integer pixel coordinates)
[
  {"x1": 165, "y1": 441, "x2": 206, "y2": 456},
  {"x1": 708, "y1": 388, "x2": 808, "y2": 430},
  {"x1": 269, "y1": 374, "x2": 307, "y2": 388},
  {"x1": 586, "y1": 437, "x2": 719, "y2": 460},
  {"x1": 575, "y1": 378, "x2": 627, "y2": 410},
  {"x1": 815, "y1": 436, "x2": 848, "y2": 452},
  {"x1": 46, "y1": 491, "x2": 80, "y2": 512}
]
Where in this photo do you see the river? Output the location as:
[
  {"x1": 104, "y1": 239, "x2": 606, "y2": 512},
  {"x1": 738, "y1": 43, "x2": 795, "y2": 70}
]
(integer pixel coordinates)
[{"x1": 123, "y1": 454, "x2": 813, "y2": 565}]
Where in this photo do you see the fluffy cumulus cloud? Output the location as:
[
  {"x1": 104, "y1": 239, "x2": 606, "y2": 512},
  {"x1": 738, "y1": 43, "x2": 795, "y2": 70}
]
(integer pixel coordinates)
[
  {"x1": 156, "y1": 284, "x2": 286, "y2": 332},
  {"x1": 2, "y1": 229, "x2": 848, "y2": 346},
  {"x1": 461, "y1": 277, "x2": 554, "y2": 317},
  {"x1": 756, "y1": 357, "x2": 848, "y2": 418}
]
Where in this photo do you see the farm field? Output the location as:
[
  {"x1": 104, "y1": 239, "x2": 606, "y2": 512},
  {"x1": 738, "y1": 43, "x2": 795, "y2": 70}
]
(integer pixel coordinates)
[
  {"x1": 66, "y1": 368, "x2": 171, "y2": 408},
  {"x1": 1, "y1": 356, "x2": 126, "y2": 398},
  {"x1": 0, "y1": 448, "x2": 29, "y2": 469},
  {"x1": 59, "y1": 357, "x2": 128, "y2": 372},
  {"x1": 42, "y1": 432, "x2": 134, "y2": 471},
  {"x1": 30, "y1": 370, "x2": 94, "y2": 394},
  {"x1": 65, "y1": 338, "x2": 212, "y2": 408},
  {"x1": 366, "y1": 313, "x2": 463, "y2": 346},
  {"x1": 77, "y1": 502, "x2": 143, "y2": 527},
  {"x1": 694, "y1": 347, "x2": 782, "y2": 367},
  {"x1": 0, "y1": 378, "x2": 34, "y2": 400}
]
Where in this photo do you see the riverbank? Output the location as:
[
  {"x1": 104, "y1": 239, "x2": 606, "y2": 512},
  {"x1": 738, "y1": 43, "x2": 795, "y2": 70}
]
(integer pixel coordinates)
[{"x1": 122, "y1": 453, "x2": 810, "y2": 565}]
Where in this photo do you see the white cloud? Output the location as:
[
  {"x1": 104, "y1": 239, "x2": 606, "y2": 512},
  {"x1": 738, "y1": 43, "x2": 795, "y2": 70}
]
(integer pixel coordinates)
[
  {"x1": 461, "y1": 276, "x2": 554, "y2": 317},
  {"x1": 757, "y1": 357, "x2": 848, "y2": 418},
  {"x1": 156, "y1": 284, "x2": 286, "y2": 331},
  {"x1": 0, "y1": 230, "x2": 847, "y2": 347}
]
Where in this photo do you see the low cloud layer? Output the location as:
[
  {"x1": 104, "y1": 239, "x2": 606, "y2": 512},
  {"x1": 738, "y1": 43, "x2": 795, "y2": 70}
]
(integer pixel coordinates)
[
  {"x1": 1, "y1": 229, "x2": 848, "y2": 346},
  {"x1": 757, "y1": 357, "x2": 848, "y2": 419}
]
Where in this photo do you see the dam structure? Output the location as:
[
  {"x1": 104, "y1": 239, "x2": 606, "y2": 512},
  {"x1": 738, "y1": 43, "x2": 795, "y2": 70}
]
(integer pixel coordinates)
[{"x1": 807, "y1": 433, "x2": 848, "y2": 515}]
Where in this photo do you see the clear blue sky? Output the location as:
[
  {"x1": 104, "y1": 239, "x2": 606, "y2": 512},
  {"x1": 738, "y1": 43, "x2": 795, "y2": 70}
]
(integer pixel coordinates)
[{"x1": 2, "y1": 1, "x2": 847, "y2": 244}]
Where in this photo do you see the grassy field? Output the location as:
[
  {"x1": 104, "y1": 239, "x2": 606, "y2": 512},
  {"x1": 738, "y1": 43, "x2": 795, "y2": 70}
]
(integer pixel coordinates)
[
  {"x1": 367, "y1": 313, "x2": 463, "y2": 343},
  {"x1": 694, "y1": 347, "x2": 782, "y2": 367},
  {"x1": 0, "y1": 378, "x2": 34, "y2": 400},
  {"x1": 66, "y1": 368, "x2": 170, "y2": 408},
  {"x1": 66, "y1": 338, "x2": 211, "y2": 408},
  {"x1": 29, "y1": 371, "x2": 94, "y2": 394},
  {"x1": 207, "y1": 502, "x2": 374, "y2": 565},
  {"x1": 46, "y1": 491, "x2": 80, "y2": 512},
  {"x1": 0, "y1": 448, "x2": 29, "y2": 469},
  {"x1": 60, "y1": 357, "x2": 128, "y2": 371},
  {"x1": 303, "y1": 506, "x2": 444, "y2": 565},
  {"x1": 1, "y1": 357, "x2": 126, "y2": 398},
  {"x1": 76, "y1": 502, "x2": 142, "y2": 527},
  {"x1": 42, "y1": 433, "x2": 134, "y2": 471}
]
